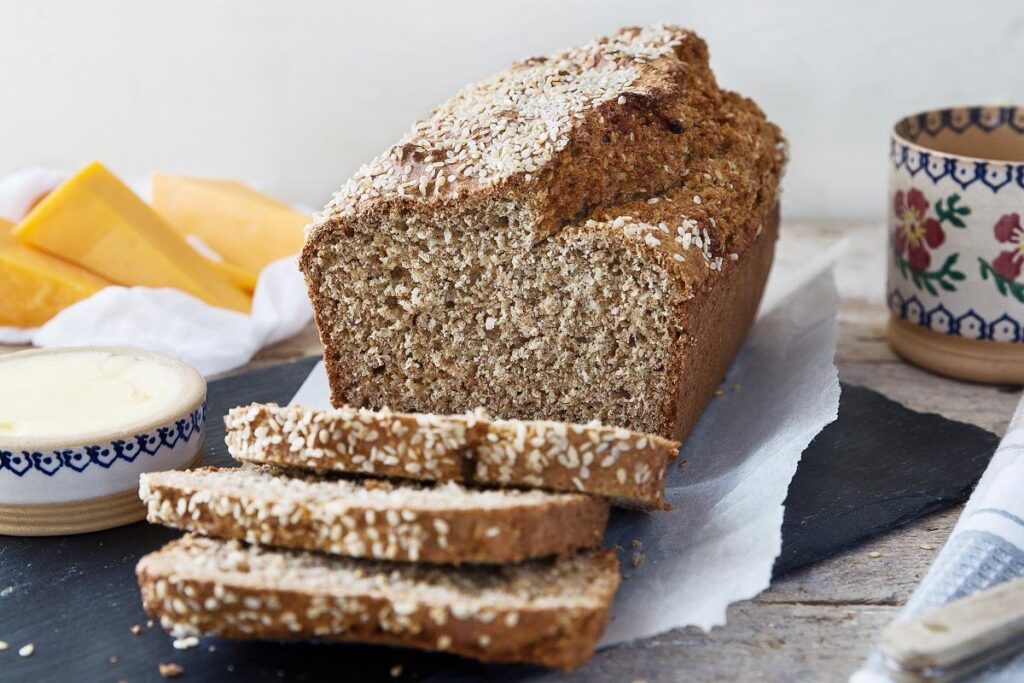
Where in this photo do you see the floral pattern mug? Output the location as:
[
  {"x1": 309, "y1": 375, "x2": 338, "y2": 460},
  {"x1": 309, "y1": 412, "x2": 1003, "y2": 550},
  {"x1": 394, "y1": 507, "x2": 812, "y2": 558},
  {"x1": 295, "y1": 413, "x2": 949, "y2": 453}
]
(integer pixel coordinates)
[{"x1": 887, "y1": 105, "x2": 1024, "y2": 382}]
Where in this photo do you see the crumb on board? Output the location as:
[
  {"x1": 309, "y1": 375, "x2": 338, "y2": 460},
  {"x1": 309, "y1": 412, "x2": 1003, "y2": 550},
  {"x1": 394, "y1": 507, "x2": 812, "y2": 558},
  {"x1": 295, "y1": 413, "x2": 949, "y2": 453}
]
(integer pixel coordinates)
[
  {"x1": 391, "y1": 664, "x2": 404, "y2": 677},
  {"x1": 714, "y1": 388, "x2": 725, "y2": 397},
  {"x1": 147, "y1": 619, "x2": 155, "y2": 628},
  {"x1": 18, "y1": 643, "x2": 34, "y2": 657},
  {"x1": 868, "y1": 551, "x2": 881, "y2": 558},
  {"x1": 632, "y1": 552, "x2": 645, "y2": 568},
  {"x1": 159, "y1": 662, "x2": 184, "y2": 678},
  {"x1": 631, "y1": 539, "x2": 642, "y2": 549},
  {"x1": 0, "y1": 640, "x2": 7, "y2": 651},
  {"x1": 920, "y1": 543, "x2": 935, "y2": 550},
  {"x1": 209, "y1": 644, "x2": 217, "y2": 652},
  {"x1": 677, "y1": 458, "x2": 688, "y2": 469},
  {"x1": 130, "y1": 624, "x2": 142, "y2": 636}
]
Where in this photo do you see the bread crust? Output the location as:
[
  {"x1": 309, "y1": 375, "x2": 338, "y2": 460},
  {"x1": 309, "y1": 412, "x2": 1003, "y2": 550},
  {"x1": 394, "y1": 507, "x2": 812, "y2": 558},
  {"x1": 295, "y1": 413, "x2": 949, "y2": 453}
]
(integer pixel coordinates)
[
  {"x1": 140, "y1": 467, "x2": 609, "y2": 564},
  {"x1": 225, "y1": 404, "x2": 679, "y2": 509},
  {"x1": 137, "y1": 536, "x2": 620, "y2": 670},
  {"x1": 668, "y1": 204, "x2": 779, "y2": 441},
  {"x1": 301, "y1": 24, "x2": 785, "y2": 439}
]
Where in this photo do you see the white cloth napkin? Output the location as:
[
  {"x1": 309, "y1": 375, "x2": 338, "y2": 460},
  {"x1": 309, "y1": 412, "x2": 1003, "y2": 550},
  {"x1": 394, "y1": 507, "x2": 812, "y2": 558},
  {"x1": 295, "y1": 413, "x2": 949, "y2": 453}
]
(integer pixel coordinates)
[
  {"x1": 853, "y1": 398, "x2": 1024, "y2": 682},
  {"x1": 291, "y1": 233, "x2": 845, "y2": 640},
  {"x1": 0, "y1": 168, "x2": 312, "y2": 376}
]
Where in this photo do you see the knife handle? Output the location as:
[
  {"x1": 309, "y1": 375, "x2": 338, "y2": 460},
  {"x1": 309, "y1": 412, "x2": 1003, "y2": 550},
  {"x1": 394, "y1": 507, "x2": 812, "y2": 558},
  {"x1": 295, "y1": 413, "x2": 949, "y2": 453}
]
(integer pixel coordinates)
[{"x1": 881, "y1": 577, "x2": 1024, "y2": 681}]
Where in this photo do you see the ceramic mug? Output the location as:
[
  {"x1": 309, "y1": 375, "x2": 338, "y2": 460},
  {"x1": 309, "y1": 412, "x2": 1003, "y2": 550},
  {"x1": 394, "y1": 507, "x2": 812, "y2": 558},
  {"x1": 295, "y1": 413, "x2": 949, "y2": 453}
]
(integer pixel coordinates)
[{"x1": 887, "y1": 105, "x2": 1024, "y2": 383}]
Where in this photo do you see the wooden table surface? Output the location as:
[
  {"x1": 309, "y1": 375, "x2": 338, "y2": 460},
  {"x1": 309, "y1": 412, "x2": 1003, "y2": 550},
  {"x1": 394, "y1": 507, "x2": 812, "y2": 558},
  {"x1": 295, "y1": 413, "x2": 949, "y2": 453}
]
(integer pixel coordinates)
[{"x1": 1, "y1": 221, "x2": 1015, "y2": 682}]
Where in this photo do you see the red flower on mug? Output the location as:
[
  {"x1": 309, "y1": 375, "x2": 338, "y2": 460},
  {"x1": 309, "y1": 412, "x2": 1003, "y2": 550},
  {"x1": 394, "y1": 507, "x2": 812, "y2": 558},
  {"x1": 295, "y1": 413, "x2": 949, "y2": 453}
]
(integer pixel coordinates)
[
  {"x1": 992, "y1": 213, "x2": 1024, "y2": 280},
  {"x1": 893, "y1": 188, "x2": 944, "y2": 271}
]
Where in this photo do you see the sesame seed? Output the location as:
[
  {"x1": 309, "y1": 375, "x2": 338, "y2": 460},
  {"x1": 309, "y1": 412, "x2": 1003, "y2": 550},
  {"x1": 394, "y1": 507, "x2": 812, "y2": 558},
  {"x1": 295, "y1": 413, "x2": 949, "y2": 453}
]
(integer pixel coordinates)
[
  {"x1": 18, "y1": 643, "x2": 34, "y2": 657},
  {"x1": 173, "y1": 636, "x2": 199, "y2": 650}
]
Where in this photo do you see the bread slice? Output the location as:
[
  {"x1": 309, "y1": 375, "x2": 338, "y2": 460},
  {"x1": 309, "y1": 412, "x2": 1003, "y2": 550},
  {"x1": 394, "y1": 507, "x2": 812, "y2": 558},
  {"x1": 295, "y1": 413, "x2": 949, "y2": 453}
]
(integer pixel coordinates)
[
  {"x1": 302, "y1": 24, "x2": 785, "y2": 441},
  {"x1": 225, "y1": 403, "x2": 679, "y2": 509},
  {"x1": 140, "y1": 466, "x2": 609, "y2": 564},
  {"x1": 137, "y1": 535, "x2": 620, "y2": 669}
]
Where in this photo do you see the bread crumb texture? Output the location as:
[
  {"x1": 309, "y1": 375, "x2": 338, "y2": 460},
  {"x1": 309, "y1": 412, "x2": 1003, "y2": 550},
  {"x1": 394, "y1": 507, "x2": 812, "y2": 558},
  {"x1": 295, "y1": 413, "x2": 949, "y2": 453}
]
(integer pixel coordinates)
[
  {"x1": 137, "y1": 536, "x2": 620, "y2": 669},
  {"x1": 139, "y1": 465, "x2": 610, "y2": 564},
  {"x1": 225, "y1": 402, "x2": 679, "y2": 508},
  {"x1": 303, "y1": 24, "x2": 785, "y2": 438}
]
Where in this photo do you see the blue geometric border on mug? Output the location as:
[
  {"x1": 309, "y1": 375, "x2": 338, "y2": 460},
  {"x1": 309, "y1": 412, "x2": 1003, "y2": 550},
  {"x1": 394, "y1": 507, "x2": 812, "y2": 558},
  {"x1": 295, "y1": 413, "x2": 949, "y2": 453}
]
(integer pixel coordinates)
[
  {"x1": 889, "y1": 289, "x2": 1024, "y2": 342},
  {"x1": 891, "y1": 106, "x2": 1024, "y2": 192},
  {"x1": 0, "y1": 401, "x2": 206, "y2": 478}
]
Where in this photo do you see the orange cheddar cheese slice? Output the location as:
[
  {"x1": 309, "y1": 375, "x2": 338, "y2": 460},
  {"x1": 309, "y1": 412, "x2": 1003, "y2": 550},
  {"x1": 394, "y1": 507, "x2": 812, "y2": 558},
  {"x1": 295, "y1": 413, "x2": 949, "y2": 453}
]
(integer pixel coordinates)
[
  {"x1": 14, "y1": 162, "x2": 250, "y2": 313},
  {"x1": 204, "y1": 256, "x2": 257, "y2": 294},
  {"x1": 151, "y1": 174, "x2": 307, "y2": 276},
  {"x1": 0, "y1": 217, "x2": 112, "y2": 327}
]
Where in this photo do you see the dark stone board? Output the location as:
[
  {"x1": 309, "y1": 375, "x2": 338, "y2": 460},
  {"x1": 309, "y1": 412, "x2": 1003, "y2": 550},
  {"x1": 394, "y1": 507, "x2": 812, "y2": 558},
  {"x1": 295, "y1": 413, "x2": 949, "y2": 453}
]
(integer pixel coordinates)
[
  {"x1": 774, "y1": 383, "x2": 1000, "y2": 576},
  {"x1": 0, "y1": 358, "x2": 999, "y2": 682}
]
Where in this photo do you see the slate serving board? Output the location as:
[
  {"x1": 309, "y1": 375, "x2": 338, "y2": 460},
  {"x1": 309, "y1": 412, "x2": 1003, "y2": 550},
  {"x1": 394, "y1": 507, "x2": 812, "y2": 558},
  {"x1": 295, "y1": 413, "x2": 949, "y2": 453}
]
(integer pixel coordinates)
[{"x1": 0, "y1": 357, "x2": 999, "y2": 682}]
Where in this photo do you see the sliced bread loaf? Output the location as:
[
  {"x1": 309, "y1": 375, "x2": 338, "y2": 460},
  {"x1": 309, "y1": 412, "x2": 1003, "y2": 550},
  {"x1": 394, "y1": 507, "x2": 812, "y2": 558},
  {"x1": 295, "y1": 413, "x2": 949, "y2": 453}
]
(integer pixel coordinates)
[
  {"x1": 140, "y1": 466, "x2": 609, "y2": 564},
  {"x1": 302, "y1": 24, "x2": 785, "y2": 441},
  {"x1": 225, "y1": 403, "x2": 679, "y2": 509},
  {"x1": 137, "y1": 535, "x2": 620, "y2": 669}
]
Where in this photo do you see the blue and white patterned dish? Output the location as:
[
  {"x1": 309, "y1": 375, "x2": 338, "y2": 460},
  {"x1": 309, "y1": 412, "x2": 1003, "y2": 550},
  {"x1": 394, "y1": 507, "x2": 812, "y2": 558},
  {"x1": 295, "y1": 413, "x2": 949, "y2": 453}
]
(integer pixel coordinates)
[
  {"x1": 887, "y1": 106, "x2": 1024, "y2": 382},
  {"x1": 0, "y1": 347, "x2": 206, "y2": 511}
]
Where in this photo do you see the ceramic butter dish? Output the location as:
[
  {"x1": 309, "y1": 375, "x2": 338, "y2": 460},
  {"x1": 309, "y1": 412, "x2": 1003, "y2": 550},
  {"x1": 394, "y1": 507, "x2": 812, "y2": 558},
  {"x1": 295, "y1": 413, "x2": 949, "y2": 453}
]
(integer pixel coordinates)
[{"x1": 0, "y1": 346, "x2": 206, "y2": 535}]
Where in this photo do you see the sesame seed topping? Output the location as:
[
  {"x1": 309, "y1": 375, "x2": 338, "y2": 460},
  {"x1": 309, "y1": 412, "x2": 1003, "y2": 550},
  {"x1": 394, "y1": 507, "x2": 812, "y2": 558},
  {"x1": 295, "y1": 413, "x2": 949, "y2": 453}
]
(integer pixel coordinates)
[{"x1": 318, "y1": 24, "x2": 684, "y2": 221}]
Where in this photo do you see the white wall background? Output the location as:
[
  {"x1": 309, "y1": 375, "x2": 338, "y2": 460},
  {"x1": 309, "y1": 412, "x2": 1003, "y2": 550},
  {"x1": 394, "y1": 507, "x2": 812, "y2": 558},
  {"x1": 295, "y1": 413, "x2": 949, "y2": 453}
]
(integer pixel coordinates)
[{"x1": 1, "y1": 0, "x2": 1022, "y2": 221}]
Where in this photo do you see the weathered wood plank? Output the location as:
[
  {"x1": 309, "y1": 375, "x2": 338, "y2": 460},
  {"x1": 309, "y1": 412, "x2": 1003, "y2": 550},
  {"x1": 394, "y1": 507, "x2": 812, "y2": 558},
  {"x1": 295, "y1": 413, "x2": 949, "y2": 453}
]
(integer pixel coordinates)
[{"x1": 526, "y1": 603, "x2": 898, "y2": 683}]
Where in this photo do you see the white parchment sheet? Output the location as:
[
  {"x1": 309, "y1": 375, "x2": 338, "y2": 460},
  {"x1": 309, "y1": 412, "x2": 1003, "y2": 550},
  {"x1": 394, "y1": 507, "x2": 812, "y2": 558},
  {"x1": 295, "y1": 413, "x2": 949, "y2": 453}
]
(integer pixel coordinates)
[{"x1": 291, "y1": 233, "x2": 843, "y2": 643}]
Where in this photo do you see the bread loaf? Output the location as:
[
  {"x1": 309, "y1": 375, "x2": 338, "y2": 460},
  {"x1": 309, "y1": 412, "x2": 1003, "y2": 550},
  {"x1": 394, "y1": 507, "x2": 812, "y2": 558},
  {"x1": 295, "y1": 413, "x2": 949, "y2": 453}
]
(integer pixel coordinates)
[
  {"x1": 225, "y1": 402, "x2": 679, "y2": 508},
  {"x1": 302, "y1": 23, "x2": 785, "y2": 441},
  {"x1": 137, "y1": 535, "x2": 619, "y2": 669},
  {"x1": 140, "y1": 466, "x2": 609, "y2": 564}
]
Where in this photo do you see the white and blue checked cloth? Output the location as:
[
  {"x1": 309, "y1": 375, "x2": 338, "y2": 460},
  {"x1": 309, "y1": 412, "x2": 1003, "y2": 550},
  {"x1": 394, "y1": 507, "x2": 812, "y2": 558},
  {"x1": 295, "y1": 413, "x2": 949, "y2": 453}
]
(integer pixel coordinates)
[{"x1": 853, "y1": 396, "x2": 1024, "y2": 682}]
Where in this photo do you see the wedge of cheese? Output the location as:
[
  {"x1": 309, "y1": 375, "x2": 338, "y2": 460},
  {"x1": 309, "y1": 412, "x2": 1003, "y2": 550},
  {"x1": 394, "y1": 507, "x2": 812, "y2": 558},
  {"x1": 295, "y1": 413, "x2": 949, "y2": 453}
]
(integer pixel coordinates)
[
  {"x1": 151, "y1": 174, "x2": 307, "y2": 275},
  {"x1": 204, "y1": 256, "x2": 257, "y2": 294},
  {"x1": 0, "y1": 217, "x2": 112, "y2": 327},
  {"x1": 14, "y1": 162, "x2": 251, "y2": 313}
]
